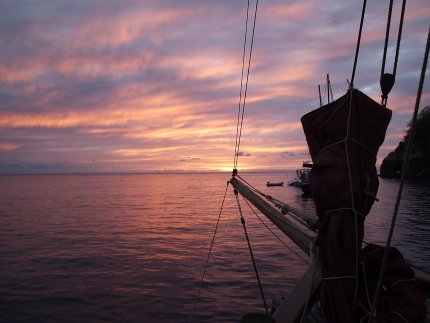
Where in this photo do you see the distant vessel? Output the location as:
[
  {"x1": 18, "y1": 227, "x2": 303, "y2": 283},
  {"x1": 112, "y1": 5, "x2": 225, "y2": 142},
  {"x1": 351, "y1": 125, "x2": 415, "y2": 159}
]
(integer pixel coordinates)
[
  {"x1": 287, "y1": 161, "x2": 312, "y2": 194},
  {"x1": 266, "y1": 181, "x2": 284, "y2": 186}
]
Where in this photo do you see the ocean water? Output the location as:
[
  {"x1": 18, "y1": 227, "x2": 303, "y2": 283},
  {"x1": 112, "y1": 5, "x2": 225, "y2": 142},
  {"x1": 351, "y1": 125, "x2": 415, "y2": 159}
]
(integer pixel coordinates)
[{"x1": 0, "y1": 172, "x2": 429, "y2": 322}]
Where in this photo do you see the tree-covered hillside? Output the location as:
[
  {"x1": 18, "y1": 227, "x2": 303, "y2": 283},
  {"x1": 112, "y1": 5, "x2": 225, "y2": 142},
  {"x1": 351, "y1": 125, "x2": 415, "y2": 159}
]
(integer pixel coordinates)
[{"x1": 380, "y1": 106, "x2": 430, "y2": 178}]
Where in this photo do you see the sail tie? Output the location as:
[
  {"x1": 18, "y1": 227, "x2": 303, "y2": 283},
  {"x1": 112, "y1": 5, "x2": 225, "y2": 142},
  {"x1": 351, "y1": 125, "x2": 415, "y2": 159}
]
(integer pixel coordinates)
[
  {"x1": 324, "y1": 208, "x2": 365, "y2": 220},
  {"x1": 315, "y1": 137, "x2": 378, "y2": 161}
]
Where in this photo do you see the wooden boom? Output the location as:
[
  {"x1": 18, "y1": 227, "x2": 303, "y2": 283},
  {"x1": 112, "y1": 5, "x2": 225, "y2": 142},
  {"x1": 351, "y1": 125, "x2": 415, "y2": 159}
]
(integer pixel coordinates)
[{"x1": 230, "y1": 177, "x2": 316, "y2": 256}]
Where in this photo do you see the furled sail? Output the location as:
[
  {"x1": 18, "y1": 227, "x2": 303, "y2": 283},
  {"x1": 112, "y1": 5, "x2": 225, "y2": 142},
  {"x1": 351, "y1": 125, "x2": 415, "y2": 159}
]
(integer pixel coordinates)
[{"x1": 301, "y1": 88, "x2": 392, "y2": 322}]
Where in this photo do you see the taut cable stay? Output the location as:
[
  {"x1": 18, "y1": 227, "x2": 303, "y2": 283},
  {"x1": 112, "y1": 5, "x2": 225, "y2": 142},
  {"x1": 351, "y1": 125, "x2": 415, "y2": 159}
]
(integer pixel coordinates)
[
  {"x1": 234, "y1": 0, "x2": 250, "y2": 171},
  {"x1": 350, "y1": 0, "x2": 367, "y2": 89},
  {"x1": 241, "y1": 196, "x2": 310, "y2": 264},
  {"x1": 234, "y1": 189, "x2": 269, "y2": 314},
  {"x1": 231, "y1": 0, "x2": 273, "y2": 313},
  {"x1": 189, "y1": 182, "x2": 230, "y2": 322},
  {"x1": 193, "y1": 1, "x2": 265, "y2": 319},
  {"x1": 233, "y1": 0, "x2": 259, "y2": 171}
]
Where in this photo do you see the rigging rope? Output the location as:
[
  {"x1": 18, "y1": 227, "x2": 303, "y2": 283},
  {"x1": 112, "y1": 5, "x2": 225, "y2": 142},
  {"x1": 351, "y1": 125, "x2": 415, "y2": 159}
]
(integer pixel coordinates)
[
  {"x1": 234, "y1": 0, "x2": 250, "y2": 170},
  {"x1": 237, "y1": 174, "x2": 266, "y2": 196},
  {"x1": 242, "y1": 196, "x2": 310, "y2": 264},
  {"x1": 393, "y1": 0, "x2": 406, "y2": 80},
  {"x1": 233, "y1": 0, "x2": 259, "y2": 170},
  {"x1": 190, "y1": 181, "x2": 230, "y2": 322},
  {"x1": 195, "y1": 2, "x2": 266, "y2": 318},
  {"x1": 380, "y1": 0, "x2": 394, "y2": 88},
  {"x1": 234, "y1": 189, "x2": 269, "y2": 314},
  {"x1": 368, "y1": 24, "x2": 430, "y2": 323},
  {"x1": 350, "y1": 0, "x2": 367, "y2": 88},
  {"x1": 380, "y1": 0, "x2": 407, "y2": 107}
]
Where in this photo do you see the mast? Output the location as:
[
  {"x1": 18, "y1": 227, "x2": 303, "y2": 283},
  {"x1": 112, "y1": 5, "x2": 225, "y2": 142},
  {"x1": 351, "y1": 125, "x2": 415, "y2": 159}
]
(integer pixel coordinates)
[
  {"x1": 326, "y1": 74, "x2": 330, "y2": 103},
  {"x1": 326, "y1": 73, "x2": 334, "y2": 103}
]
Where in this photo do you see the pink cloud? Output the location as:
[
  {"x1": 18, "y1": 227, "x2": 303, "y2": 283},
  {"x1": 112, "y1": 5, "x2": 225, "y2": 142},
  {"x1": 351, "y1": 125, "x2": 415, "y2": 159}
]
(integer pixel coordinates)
[
  {"x1": 0, "y1": 144, "x2": 20, "y2": 151},
  {"x1": 0, "y1": 0, "x2": 428, "y2": 173}
]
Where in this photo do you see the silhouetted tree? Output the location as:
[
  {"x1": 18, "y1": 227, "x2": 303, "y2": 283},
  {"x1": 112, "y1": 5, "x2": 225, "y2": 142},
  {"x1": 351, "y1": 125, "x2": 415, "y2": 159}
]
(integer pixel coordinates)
[{"x1": 380, "y1": 106, "x2": 430, "y2": 178}]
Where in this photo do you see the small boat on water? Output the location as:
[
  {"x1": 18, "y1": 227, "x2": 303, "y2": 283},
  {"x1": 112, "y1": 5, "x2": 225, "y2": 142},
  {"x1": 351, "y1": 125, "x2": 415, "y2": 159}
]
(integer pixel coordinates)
[
  {"x1": 286, "y1": 177, "x2": 301, "y2": 186},
  {"x1": 266, "y1": 181, "x2": 284, "y2": 186},
  {"x1": 288, "y1": 161, "x2": 312, "y2": 194}
]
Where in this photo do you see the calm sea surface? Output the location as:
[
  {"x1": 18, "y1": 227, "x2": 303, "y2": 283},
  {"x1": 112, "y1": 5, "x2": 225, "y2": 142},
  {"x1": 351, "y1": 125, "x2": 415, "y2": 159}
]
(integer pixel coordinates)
[{"x1": 1, "y1": 172, "x2": 429, "y2": 322}]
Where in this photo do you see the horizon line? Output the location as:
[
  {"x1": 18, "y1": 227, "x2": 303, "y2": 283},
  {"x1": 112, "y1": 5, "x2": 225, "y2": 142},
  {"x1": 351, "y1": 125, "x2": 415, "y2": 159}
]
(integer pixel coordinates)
[{"x1": 0, "y1": 169, "x2": 300, "y2": 176}]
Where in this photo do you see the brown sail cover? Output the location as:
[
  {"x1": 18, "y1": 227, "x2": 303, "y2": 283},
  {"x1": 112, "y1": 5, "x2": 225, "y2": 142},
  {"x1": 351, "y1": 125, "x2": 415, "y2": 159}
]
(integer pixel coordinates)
[
  {"x1": 359, "y1": 243, "x2": 427, "y2": 322},
  {"x1": 301, "y1": 89, "x2": 392, "y2": 322}
]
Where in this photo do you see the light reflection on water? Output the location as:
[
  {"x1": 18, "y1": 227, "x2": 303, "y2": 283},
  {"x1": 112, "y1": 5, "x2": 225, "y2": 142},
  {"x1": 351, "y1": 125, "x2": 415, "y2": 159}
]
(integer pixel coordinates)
[
  {"x1": 366, "y1": 177, "x2": 430, "y2": 268},
  {"x1": 0, "y1": 173, "x2": 428, "y2": 322}
]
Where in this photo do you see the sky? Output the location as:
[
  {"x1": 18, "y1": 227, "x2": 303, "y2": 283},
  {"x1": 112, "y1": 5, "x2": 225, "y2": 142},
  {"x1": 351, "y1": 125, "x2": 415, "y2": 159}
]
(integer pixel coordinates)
[{"x1": 0, "y1": 0, "x2": 429, "y2": 174}]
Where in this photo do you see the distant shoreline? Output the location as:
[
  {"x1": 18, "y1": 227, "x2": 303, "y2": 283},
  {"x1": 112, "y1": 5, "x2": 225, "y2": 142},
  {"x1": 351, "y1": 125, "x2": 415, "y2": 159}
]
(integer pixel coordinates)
[{"x1": 0, "y1": 169, "x2": 298, "y2": 176}]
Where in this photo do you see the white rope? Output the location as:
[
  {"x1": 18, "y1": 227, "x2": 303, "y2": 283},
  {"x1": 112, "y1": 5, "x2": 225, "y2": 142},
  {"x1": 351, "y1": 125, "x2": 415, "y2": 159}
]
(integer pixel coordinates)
[{"x1": 322, "y1": 275, "x2": 356, "y2": 281}]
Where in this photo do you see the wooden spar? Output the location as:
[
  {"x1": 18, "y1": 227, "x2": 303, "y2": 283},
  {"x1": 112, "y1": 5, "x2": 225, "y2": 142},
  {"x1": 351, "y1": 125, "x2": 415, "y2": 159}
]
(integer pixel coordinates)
[
  {"x1": 273, "y1": 261, "x2": 322, "y2": 323},
  {"x1": 318, "y1": 84, "x2": 322, "y2": 107},
  {"x1": 326, "y1": 74, "x2": 330, "y2": 103},
  {"x1": 327, "y1": 73, "x2": 334, "y2": 102},
  {"x1": 230, "y1": 177, "x2": 315, "y2": 256},
  {"x1": 265, "y1": 196, "x2": 318, "y2": 230}
]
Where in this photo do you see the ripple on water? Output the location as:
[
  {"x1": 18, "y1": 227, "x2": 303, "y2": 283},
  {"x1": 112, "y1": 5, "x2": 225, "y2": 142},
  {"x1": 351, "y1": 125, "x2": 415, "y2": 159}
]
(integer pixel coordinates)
[{"x1": 0, "y1": 173, "x2": 428, "y2": 322}]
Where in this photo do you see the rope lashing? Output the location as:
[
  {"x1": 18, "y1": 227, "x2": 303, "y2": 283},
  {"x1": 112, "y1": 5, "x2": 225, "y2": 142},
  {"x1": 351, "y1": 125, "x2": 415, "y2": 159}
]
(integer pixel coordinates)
[
  {"x1": 234, "y1": 188, "x2": 268, "y2": 314},
  {"x1": 380, "y1": 0, "x2": 407, "y2": 107},
  {"x1": 324, "y1": 208, "x2": 365, "y2": 220}
]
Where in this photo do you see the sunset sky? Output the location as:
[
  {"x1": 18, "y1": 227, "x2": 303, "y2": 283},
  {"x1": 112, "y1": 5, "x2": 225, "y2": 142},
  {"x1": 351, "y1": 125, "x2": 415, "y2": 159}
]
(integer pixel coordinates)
[{"x1": 1, "y1": 0, "x2": 429, "y2": 174}]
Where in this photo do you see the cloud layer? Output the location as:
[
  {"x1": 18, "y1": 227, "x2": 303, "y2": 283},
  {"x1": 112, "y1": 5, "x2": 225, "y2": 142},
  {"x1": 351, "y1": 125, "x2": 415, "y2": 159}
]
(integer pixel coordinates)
[{"x1": 1, "y1": 0, "x2": 429, "y2": 173}]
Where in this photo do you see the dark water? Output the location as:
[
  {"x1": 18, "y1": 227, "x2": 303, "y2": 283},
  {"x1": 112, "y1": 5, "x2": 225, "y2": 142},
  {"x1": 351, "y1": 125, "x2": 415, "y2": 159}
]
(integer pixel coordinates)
[{"x1": 0, "y1": 173, "x2": 429, "y2": 322}]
